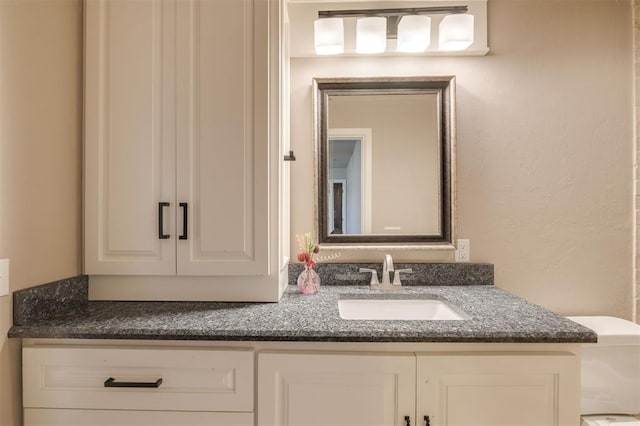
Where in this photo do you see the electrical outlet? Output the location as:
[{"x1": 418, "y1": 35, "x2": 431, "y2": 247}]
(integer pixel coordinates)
[
  {"x1": 455, "y1": 239, "x2": 470, "y2": 263},
  {"x1": 0, "y1": 259, "x2": 9, "y2": 296}
]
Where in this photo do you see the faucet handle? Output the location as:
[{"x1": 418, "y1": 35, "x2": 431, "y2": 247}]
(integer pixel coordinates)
[
  {"x1": 359, "y1": 268, "x2": 379, "y2": 285},
  {"x1": 393, "y1": 268, "x2": 413, "y2": 285}
]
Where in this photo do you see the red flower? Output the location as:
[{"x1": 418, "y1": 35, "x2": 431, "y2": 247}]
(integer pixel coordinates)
[{"x1": 296, "y1": 233, "x2": 319, "y2": 269}]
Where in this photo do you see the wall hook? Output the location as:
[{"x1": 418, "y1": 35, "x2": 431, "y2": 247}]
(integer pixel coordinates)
[{"x1": 284, "y1": 150, "x2": 296, "y2": 161}]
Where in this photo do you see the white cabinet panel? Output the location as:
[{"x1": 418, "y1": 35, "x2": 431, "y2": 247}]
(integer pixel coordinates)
[
  {"x1": 24, "y1": 346, "x2": 254, "y2": 412},
  {"x1": 85, "y1": 0, "x2": 280, "y2": 279},
  {"x1": 416, "y1": 353, "x2": 579, "y2": 426},
  {"x1": 84, "y1": 0, "x2": 176, "y2": 275},
  {"x1": 258, "y1": 352, "x2": 416, "y2": 426},
  {"x1": 25, "y1": 409, "x2": 253, "y2": 426},
  {"x1": 259, "y1": 351, "x2": 579, "y2": 426},
  {"x1": 176, "y1": 0, "x2": 269, "y2": 276}
]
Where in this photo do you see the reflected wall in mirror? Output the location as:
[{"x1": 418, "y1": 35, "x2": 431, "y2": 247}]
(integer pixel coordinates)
[{"x1": 314, "y1": 77, "x2": 456, "y2": 246}]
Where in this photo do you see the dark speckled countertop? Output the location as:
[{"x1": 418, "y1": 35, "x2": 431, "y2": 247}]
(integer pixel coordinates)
[{"x1": 9, "y1": 285, "x2": 596, "y2": 343}]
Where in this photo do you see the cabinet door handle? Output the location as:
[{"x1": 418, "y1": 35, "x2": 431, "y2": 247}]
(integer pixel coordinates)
[
  {"x1": 104, "y1": 377, "x2": 163, "y2": 388},
  {"x1": 179, "y1": 202, "x2": 188, "y2": 240},
  {"x1": 423, "y1": 415, "x2": 430, "y2": 426},
  {"x1": 404, "y1": 416, "x2": 411, "y2": 426},
  {"x1": 158, "y1": 202, "x2": 170, "y2": 239}
]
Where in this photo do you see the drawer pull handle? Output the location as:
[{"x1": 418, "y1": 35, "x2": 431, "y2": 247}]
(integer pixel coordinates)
[{"x1": 104, "y1": 377, "x2": 163, "y2": 388}]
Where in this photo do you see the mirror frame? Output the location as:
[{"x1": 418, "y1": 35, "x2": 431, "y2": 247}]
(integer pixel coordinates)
[{"x1": 313, "y1": 76, "x2": 456, "y2": 247}]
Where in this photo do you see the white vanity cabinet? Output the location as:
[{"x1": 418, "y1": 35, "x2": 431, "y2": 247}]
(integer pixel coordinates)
[
  {"x1": 21, "y1": 341, "x2": 580, "y2": 426},
  {"x1": 416, "y1": 353, "x2": 579, "y2": 426},
  {"x1": 23, "y1": 346, "x2": 254, "y2": 426},
  {"x1": 84, "y1": 0, "x2": 285, "y2": 278},
  {"x1": 258, "y1": 352, "x2": 416, "y2": 425},
  {"x1": 258, "y1": 351, "x2": 580, "y2": 426}
]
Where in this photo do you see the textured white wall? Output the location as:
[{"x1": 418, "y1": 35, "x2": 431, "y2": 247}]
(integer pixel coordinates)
[
  {"x1": 291, "y1": 0, "x2": 634, "y2": 319},
  {"x1": 0, "y1": 1, "x2": 83, "y2": 424}
]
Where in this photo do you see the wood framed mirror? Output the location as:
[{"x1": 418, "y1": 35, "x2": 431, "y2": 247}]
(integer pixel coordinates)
[{"x1": 313, "y1": 76, "x2": 456, "y2": 246}]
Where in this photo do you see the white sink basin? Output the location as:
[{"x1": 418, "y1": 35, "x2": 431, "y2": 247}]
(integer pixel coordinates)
[{"x1": 338, "y1": 298, "x2": 469, "y2": 321}]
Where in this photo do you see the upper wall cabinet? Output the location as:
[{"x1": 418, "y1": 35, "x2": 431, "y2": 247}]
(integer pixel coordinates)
[{"x1": 84, "y1": 0, "x2": 287, "y2": 278}]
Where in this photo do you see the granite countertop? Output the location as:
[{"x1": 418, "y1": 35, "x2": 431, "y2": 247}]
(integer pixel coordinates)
[{"x1": 9, "y1": 285, "x2": 596, "y2": 343}]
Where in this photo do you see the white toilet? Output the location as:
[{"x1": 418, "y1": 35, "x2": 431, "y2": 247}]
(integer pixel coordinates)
[{"x1": 567, "y1": 316, "x2": 640, "y2": 426}]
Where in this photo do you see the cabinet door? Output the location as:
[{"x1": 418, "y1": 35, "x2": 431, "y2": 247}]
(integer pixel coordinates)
[
  {"x1": 258, "y1": 352, "x2": 415, "y2": 426},
  {"x1": 84, "y1": 0, "x2": 176, "y2": 275},
  {"x1": 25, "y1": 409, "x2": 253, "y2": 426},
  {"x1": 417, "y1": 353, "x2": 579, "y2": 426},
  {"x1": 175, "y1": 0, "x2": 269, "y2": 276}
]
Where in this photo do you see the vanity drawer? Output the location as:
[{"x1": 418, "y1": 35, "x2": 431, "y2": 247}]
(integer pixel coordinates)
[
  {"x1": 25, "y1": 409, "x2": 253, "y2": 426},
  {"x1": 23, "y1": 346, "x2": 254, "y2": 412}
]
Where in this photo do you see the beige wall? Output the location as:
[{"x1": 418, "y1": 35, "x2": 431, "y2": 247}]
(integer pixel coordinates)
[
  {"x1": 0, "y1": 0, "x2": 83, "y2": 424},
  {"x1": 291, "y1": 0, "x2": 634, "y2": 319},
  {"x1": 634, "y1": 1, "x2": 640, "y2": 325}
]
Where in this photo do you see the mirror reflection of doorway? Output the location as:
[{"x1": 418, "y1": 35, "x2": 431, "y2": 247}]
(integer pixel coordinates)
[
  {"x1": 329, "y1": 181, "x2": 345, "y2": 234},
  {"x1": 328, "y1": 138, "x2": 363, "y2": 234},
  {"x1": 328, "y1": 129, "x2": 372, "y2": 235}
]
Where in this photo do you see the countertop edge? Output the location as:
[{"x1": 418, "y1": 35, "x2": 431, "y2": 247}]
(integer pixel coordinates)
[{"x1": 8, "y1": 327, "x2": 596, "y2": 343}]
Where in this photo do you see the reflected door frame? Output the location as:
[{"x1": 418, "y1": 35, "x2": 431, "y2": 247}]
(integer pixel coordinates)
[
  {"x1": 328, "y1": 128, "x2": 372, "y2": 234},
  {"x1": 328, "y1": 179, "x2": 346, "y2": 234}
]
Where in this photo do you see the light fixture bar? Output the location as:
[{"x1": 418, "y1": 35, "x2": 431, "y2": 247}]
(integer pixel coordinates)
[{"x1": 318, "y1": 6, "x2": 468, "y2": 19}]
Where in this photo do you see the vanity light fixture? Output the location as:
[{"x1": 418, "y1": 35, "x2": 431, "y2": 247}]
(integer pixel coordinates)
[
  {"x1": 314, "y1": 17, "x2": 344, "y2": 55},
  {"x1": 439, "y1": 13, "x2": 474, "y2": 51},
  {"x1": 314, "y1": 6, "x2": 472, "y2": 55},
  {"x1": 356, "y1": 17, "x2": 387, "y2": 54},
  {"x1": 397, "y1": 15, "x2": 431, "y2": 53}
]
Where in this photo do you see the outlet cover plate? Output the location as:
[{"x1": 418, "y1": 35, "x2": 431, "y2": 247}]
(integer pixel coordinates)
[
  {"x1": 0, "y1": 259, "x2": 8, "y2": 296},
  {"x1": 455, "y1": 239, "x2": 470, "y2": 263}
]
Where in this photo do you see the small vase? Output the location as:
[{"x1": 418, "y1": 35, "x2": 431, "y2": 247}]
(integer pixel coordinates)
[{"x1": 297, "y1": 265, "x2": 320, "y2": 295}]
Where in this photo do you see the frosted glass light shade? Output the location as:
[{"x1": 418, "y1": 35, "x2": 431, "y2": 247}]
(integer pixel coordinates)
[
  {"x1": 356, "y1": 17, "x2": 387, "y2": 54},
  {"x1": 314, "y1": 18, "x2": 344, "y2": 55},
  {"x1": 439, "y1": 13, "x2": 474, "y2": 51},
  {"x1": 397, "y1": 15, "x2": 431, "y2": 53}
]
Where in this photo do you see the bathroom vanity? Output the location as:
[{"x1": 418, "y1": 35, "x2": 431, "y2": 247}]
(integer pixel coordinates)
[
  {"x1": 8, "y1": 1, "x2": 601, "y2": 425},
  {"x1": 10, "y1": 283, "x2": 595, "y2": 426}
]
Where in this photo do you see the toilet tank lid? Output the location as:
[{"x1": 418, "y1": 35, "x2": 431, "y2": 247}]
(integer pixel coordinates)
[{"x1": 567, "y1": 316, "x2": 640, "y2": 345}]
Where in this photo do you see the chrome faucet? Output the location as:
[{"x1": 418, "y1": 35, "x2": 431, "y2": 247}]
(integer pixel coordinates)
[
  {"x1": 381, "y1": 254, "x2": 394, "y2": 284},
  {"x1": 359, "y1": 254, "x2": 412, "y2": 290}
]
